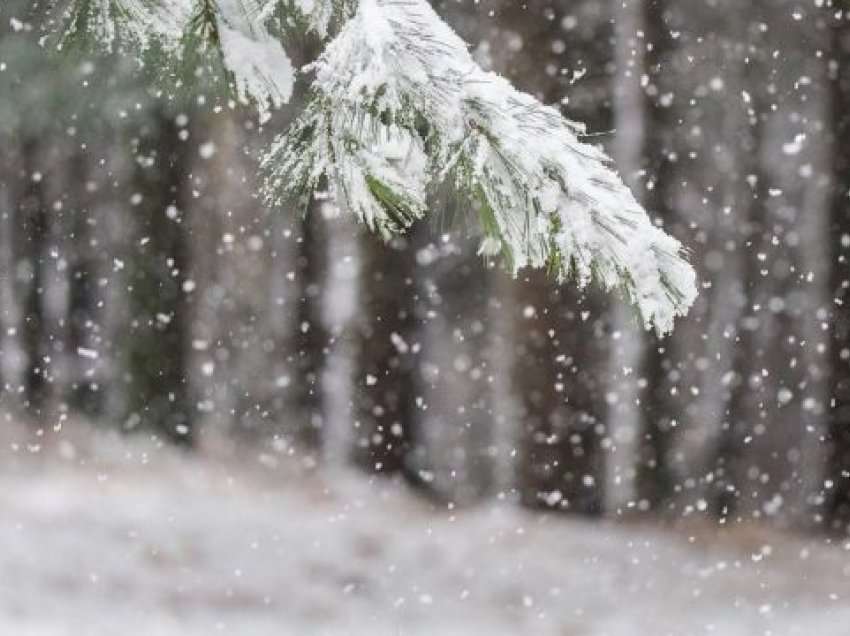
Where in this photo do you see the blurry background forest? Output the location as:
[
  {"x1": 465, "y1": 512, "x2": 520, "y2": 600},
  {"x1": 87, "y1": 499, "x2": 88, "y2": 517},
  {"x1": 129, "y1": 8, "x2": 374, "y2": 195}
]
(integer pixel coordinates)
[{"x1": 2, "y1": 0, "x2": 850, "y2": 633}]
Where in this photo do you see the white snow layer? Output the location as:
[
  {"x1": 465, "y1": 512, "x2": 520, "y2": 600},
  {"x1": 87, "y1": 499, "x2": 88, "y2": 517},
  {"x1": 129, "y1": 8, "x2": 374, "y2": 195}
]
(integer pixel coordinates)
[{"x1": 0, "y1": 435, "x2": 849, "y2": 636}]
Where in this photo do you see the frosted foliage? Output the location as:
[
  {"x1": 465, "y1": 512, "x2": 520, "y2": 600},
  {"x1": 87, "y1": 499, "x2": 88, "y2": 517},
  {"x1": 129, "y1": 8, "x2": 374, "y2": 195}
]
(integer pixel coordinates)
[
  {"x1": 262, "y1": 0, "x2": 696, "y2": 333},
  {"x1": 291, "y1": 0, "x2": 355, "y2": 38},
  {"x1": 58, "y1": 0, "x2": 189, "y2": 51},
  {"x1": 58, "y1": 0, "x2": 294, "y2": 118},
  {"x1": 458, "y1": 75, "x2": 696, "y2": 334},
  {"x1": 262, "y1": 0, "x2": 472, "y2": 236}
]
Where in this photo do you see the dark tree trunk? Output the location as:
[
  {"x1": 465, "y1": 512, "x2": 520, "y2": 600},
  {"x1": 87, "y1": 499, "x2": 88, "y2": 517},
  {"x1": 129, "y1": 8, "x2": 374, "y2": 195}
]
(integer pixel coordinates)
[
  {"x1": 0, "y1": 142, "x2": 26, "y2": 413},
  {"x1": 67, "y1": 153, "x2": 103, "y2": 416},
  {"x1": 125, "y1": 112, "x2": 193, "y2": 446},
  {"x1": 827, "y1": 13, "x2": 850, "y2": 534},
  {"x1": 352, "y1": 232, "x2": 417, "y2": 475},
  {"x1": 15, "y1": 140, "x2": 50, "y2": 419},
  {"x1": 632, "y1": 0, "x2": 680, "y2": 511},
  {"x1": 412, "y1": 231, "x2": 495, "y2": 503},
  {"x1": 294, "y1": 201, "x2": 329, "y2": 452},
  {"x1": 512, "y1": 271, "x2": 608, "y2": 514},
  {"x1": 710, "y1": 51, "x2": 771, "y2": 523}
]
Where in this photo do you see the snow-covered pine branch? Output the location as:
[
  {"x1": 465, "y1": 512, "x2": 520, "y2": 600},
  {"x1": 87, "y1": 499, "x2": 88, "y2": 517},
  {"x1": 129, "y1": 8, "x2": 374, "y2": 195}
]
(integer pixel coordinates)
[
  {"x1": 261, "y1": 0, "x2": 696, "y2": 333},
  {"x1": 261, "y1": 0, "x2": 472, "y2": 236},
  {"x1": 54, "y1": 0, "x2": 186, "y2": 52},
  {"x1": 50, "y1": 0, "x2": 697, "y2": 333},
  {"x1": 455, "y1": 73, "x2": 697, "y2": 335},
  {"x1": 54, "y1": 0, "x2": 295, "y2": 121}
]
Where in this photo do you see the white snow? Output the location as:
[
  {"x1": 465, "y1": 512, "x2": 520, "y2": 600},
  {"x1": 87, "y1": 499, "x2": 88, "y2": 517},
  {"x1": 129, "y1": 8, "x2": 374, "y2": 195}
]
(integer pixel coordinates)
[{"x1": 0, "y1": 431, "x2": 848, "y2": 635}]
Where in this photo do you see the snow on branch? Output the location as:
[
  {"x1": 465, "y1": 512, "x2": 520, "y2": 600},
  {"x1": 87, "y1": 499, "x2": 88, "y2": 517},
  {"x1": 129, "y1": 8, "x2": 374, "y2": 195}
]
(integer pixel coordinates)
[
  {"x1": 261, "y1": 0, "x2": 697, "y2": 333},
  {"x1": 55, "y1": 0, "x2": 189, "y2": 52},
  {"x1": 55, "y1": 0, "x2": 294, "y2": 119},
  {"x1": 262, "y1": 0, "x2": 472, "y2": 236},
  {"x1": 285, "y1": 0, "x2": 357, "y2": 38},
  {"x1": 215, "y1": 0, "x2": 295, "y2": 120},
  {"x1": 454, "y1": 73, "x2": 696, "y2": 334}
]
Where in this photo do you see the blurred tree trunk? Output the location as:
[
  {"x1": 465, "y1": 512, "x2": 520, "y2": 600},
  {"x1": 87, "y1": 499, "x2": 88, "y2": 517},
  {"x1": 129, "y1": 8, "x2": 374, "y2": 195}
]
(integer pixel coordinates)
[
  {"x1": 712, "y1": 104, "x2": 768, "y2": 521},
  {"x1": 0, "y1": 148, "x2": 26, "y2": 411},
  {"x1": 430, "y1": 0, "x2": 517, "y2": 501},
  {"x1": 413, "y1": 233, "x2": 495, "y2": 503},
  {"x1": 95, "y1": 146, "x2": 135, "y2": 427},
  {"x1": 294, "y1": 201, "x2": 329, "y2": 455},
  {"x1": 180, "y1": 121, "x2": 231, "y2": 439},
  {"x1": 709, "y1": 8, "x2": 785, "y2": 523},
  {"x1": 607, "y1": 0, "x2": 648, "y2": 514},
  {"x1": 487, "y1": 271, "x2": 520, "y2": 500},
  {"x1": 711, "y1": 2, "x2": 831, "y2": 529},
  {"x1": 320, "y1": 214, "x2": 361, "y2": 466},
  {"x1": 352, "y1": 233, "x2": 417, "y2": 475},
  {"x1": 126, "y1": 111, "x2": 193, "y2": 445},
  {"x1": 513, "y1": 274, "x2": 607, "y2": 514},
  {"x1": 828, "y1": 10, "x2": 850, "y2": 534},
  {"x1": 0, "y1": 186, "x2": 10, "y2": 393},
  {"x1": 669, "y1": 1, "x2": 751, "y2": 522},
  {"x1": 15, "y1": 140, "x2": 51, "y2": 421},
  {"x1": 630, "y1": 0, "x2": 681, "y2": 511},
  {"x1": 781, "y1": 17, "x2": 831, "y2": 529},
  {"x1": 258, "y1": 171, "x2": 302, "y2": 444},
  {"x1": 66, "y1": 152, "x2": 104, "y2": 416}
]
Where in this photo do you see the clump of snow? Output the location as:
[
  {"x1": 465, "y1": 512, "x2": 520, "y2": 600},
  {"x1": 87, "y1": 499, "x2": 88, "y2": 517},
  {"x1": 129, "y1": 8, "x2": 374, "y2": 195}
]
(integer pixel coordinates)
[{"x1": 215, "y1": 0, "x2": 295, "y2": 122}]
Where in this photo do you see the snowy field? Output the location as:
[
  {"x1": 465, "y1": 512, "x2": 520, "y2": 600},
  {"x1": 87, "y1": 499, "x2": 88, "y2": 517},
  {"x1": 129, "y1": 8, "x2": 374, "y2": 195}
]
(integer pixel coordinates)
[{"x1": 1, "y1": 432, "x2": 850, "y2": 636}]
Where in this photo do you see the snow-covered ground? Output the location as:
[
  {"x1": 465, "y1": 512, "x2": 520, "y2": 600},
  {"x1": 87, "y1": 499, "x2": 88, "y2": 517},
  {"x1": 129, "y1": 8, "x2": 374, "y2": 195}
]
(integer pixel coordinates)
[{"x1": 1, "y1": 432, "x2": 849, "y2": 636}]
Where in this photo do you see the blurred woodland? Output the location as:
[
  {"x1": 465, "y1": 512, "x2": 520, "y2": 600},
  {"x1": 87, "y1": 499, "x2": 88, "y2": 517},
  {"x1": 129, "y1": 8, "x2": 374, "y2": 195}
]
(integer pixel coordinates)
[{"x1": 1, "y1": 0, "x2": 850, "y2": 536}]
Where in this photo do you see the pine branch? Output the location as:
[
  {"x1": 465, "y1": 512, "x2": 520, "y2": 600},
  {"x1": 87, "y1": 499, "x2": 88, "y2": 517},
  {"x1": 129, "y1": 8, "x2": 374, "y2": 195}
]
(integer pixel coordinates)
[
  {"x1": 454, "y1": 73, "x2": 697, "y2": 334},
  {"x1": 53, "y1": 0, "x2": 294, "y2": 119},
  {"x1": 260, "y1": 0, "x2": 697, "y2": 333},
  {"x1": 54, "y1": 0, "x2": 187, "y2": 53},
  {"x1": 277, "y1": 0, "x2": 357, "y2": 38}
]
